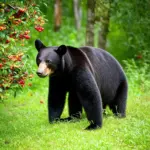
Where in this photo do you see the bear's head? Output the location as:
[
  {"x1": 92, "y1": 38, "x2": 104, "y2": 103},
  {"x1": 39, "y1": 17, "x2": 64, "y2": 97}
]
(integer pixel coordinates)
[{"x1": 35, "y1": 39, "x2": 67, "y2": 77}]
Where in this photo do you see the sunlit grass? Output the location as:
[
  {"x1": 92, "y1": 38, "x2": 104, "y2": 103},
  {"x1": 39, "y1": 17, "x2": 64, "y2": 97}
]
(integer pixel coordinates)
[{"x1": 0, "y1": 80, "x2": 150, "y2": 150}]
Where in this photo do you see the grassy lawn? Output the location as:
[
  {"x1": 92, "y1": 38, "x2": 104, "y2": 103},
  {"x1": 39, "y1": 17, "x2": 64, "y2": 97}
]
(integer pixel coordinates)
[{"x1": 0, "y1": 80, "x2": 150, "y2": 150}]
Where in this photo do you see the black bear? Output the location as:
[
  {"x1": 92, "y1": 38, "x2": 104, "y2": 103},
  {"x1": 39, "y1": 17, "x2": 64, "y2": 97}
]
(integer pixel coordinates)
[{"x1": 35, "y1": 39, "x2": 128, "y2": 130}]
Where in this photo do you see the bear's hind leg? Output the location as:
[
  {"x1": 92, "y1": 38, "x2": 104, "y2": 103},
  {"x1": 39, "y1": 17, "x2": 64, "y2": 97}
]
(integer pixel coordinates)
[
  {"x1": 59, "y1": 91, "x2": 82, "y2": 122},
  {"x1": 68, "y1": 91, "x2": 82, "y2": 119},
  {"x1": 113, "y1": 80, "x2": 128, "y2": 117},
  {"x1": 109, "y1": 104, "x2": 118, "y2": 116},
  {"x1": 103, "y1": 103, "x2": 107, "y2": 115}
]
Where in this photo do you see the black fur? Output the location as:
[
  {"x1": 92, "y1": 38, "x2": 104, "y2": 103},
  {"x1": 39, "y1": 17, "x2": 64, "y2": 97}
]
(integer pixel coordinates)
[{"x1": 35, "y1": 39, "x2": 128, "y2": 130}]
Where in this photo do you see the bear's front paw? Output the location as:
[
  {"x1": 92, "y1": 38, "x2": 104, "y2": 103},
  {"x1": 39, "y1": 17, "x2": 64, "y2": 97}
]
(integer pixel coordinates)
[
  {"x1": 49, "y1": 117, "x2": 61, "y2": 123},
  {"x1": 60, "y1": 117, "x2": 72, "y2": 122}
]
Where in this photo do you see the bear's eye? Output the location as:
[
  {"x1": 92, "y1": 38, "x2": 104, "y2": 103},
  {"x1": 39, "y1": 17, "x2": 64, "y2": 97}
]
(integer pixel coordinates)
[
  {"x1": 37, "y1": 59, "x2": 41, "y2": 65},
  {"x1": 46, "y1": 60, "x2": 51, "y2": 64}
]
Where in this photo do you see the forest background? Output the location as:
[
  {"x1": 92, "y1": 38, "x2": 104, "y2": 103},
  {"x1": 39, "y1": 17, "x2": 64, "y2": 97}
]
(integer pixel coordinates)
[{"x1": 0, "y1": 0, "x2": 150, "y2": 149}]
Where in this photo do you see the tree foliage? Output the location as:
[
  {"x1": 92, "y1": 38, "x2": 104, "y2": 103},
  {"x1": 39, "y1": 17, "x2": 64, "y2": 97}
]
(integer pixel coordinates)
[
  {"x1": 109, "y1": 0, "x2": 150, "y2": 61},
  {"x1": 0, "y1": 0, "x2": 46, "y2": 100}
]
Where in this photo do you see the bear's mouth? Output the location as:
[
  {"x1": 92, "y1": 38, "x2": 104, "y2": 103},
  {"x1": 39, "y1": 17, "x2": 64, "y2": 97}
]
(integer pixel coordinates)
[{"x1": 36, "y1": 62, "x2": 54, "y2": 78}]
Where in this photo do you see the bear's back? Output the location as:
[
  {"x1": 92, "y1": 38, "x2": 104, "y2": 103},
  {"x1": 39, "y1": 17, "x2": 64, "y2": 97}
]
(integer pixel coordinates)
[{"x1": 79, "y1": 46, "x2": 127, "y2": 102}]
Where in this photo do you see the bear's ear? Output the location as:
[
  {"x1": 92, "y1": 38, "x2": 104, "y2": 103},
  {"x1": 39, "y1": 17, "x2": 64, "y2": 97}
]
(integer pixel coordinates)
[
  {"x1": 55, "y1": 45, "x2": 67, "y2": 56},
  {"x1": 35, "y1": 39, "x2": 46, "y2": 51}
]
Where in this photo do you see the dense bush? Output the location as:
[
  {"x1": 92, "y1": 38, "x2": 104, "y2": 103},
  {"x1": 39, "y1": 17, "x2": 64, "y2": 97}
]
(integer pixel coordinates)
[
  {"x1": 108, "y1": 0, "x2": 150, "y2": 62},
  {"x1": 0, "y1": 1, "x2": 46, "y2": 100},
  {"x1": 123, "y1": 50, "x2": 150, "y2": 94}
]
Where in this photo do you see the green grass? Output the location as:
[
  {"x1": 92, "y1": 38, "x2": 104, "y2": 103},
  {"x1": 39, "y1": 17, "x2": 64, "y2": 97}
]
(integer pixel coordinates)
[{"x1": 0, "y1": 80, "x2": 150, "y2": 150}]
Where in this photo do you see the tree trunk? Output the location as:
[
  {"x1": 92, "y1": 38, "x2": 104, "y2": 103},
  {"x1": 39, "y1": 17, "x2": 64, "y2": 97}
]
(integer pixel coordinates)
[
  {"x1": 86, "y1": 0, "x2": 96, "y2": 46},
  {"x1": 54, "y1": 0, "x2": 62, "y2": 32},
  {"x1": 97, "y1": 0, "x2": 111, "y2": 50},
  {"x1": 73, "y1": 0, "x2": 82, "y2": 30},
  {"x1": 98, "y1": 17, "x2": 109, "y2": 49}
]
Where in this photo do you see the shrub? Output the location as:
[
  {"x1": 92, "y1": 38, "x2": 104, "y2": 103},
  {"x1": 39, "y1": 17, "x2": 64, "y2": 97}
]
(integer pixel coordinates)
[
  {"x1": 123, "y1": 50, "x2": 150, "y2": 94},
  {"x1": 0, "y1": 1, "x2": 46, "y2": 100}
]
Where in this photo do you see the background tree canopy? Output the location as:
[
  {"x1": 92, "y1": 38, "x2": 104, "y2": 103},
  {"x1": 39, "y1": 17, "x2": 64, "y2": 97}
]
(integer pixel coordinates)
[{"x1": 32, "y1": 0, "x2": 150, "y2": 61}]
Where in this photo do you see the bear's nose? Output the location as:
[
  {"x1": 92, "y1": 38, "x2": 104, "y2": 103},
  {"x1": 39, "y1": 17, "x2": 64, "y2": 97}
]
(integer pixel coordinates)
[{"x1": 36, "y1": 71, "x2": 43, "y2": 76}]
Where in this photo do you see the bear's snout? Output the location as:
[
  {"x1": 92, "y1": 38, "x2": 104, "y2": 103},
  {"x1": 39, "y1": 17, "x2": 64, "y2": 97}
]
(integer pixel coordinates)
[
  {"x1": 36, "y1": 71, "x2": 44, "y2": 77},
  {"x1": 37, "y1": 62, "x2": 54, "y2": 77}
]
